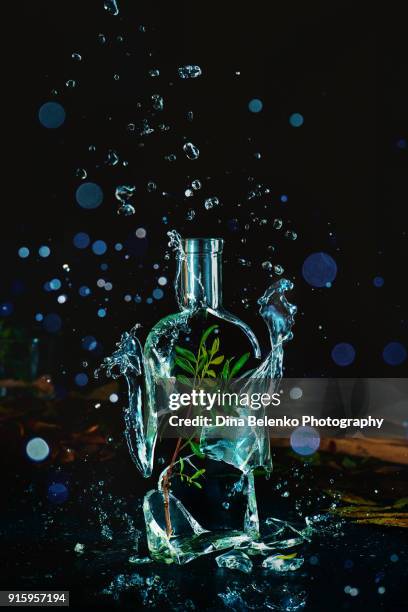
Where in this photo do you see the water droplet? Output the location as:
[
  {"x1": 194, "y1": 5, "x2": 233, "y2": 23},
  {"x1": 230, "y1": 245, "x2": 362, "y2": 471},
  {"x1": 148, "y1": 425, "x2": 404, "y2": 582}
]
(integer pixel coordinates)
[
  {"x1": 262, "y1": 261, "x2": 273, "y2": 272},
  {"x1": 65, "y1": 79, "x2": 76, "y2": 88},
  {"x1": 104, "y1": 0, "x2": 119, "y2": 16},
  {"x1": 117, "y1": 204, "x2": 135, "y2": 216},
  {"x1": 113, "y1": 74, "x2": 120, "y2": 81},
  {"x1": 186, "y1": 209, "x2": 195, "y2": 221},
  {"x1": 192, "y1": 179, "x2": 201, "y2": 190},
  {"x1": 204, "y1": 196, "x2": 219, "y2": 210},
  {"x1": 98, "y1": 33, "x2": 107, "y2": 44},
  {"x1": 178, "y1": 65, "x2": 202, "y2": 79},
  {"x1": 165, "y1": 153, "x2": 177, "y2": 162},
  {"x1": 105, "y1": 149, "x2": 119, "y2": 166},
  {"x1": 274, "y1": 264, "x2": 284, "y2": 275},
  {"x1": 75, "y1": 168, "x2": 87, "y2": 179},
  {"x1": 115, "y1": 185, "x2": 136, "y2": 202},
  {"x1": 147, "y1": 181, "x2": 157, "y2": 192},
  {"x1": 183, "y1": 142, "x2": 200, "y2": 160},
  {"x1": 238, "y1": 258, "x2": 251, "y2": 267},
  {"x1": 71, "y1": 52, "x2": 82, "y2": 61},
  {"x1": 284, "y1": 230, "x2": 297, "y2": 240},
  {"x1": 185, "y1": 189, "x2": 193, "y2": 198},
  {"x1": 148, "y1": 68, "x2": 160, "y2": 77},
  {"x1": 273, "y1": 218, "x2": 283, "y2": 230},
  {"x1": 140, "y1": 119, "x2": 154, "y2": 136},
  {"x1": 151, "y1": 94, "x2": 164, "y2": 111},
  {"x1": 187, "y1": 110, "x2": 194, "y2": 121}
]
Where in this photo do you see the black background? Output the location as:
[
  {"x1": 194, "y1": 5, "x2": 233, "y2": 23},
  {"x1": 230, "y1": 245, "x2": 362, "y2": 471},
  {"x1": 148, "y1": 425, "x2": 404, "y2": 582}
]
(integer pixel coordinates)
[{"x1": 2, "y1": 0, "x2": 407, "y2": 386}]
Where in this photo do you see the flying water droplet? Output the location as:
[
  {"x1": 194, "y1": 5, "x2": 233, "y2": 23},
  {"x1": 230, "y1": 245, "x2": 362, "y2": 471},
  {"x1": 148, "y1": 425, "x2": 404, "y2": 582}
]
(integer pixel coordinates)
[
  {"x1": 183, "y1": 142, "x2": 200, "y2": 160},
  {"x1": 274, "y1": 264, "x2": 284, "y2": 275},
  {"x1": 178, "y1": 65, "x2": 202, "y2": 79},
  {"x1": 262, "y1": 261, "x2": 273, "y2": 272},
  {"x1": 140, "y1": 119, "x2": 154, "y2": 136},
  {"x1": 151, "y1": 94, "x2": 164, "y2": 111},
  {"x1": 98, "y1": 33, "x2": 107, "y2": 44},
  {"x1": 147, "y1": 181, "x2": 157, "y2": 192},
  {"x1": 66, "y1": 79, "x2": 76, "y2": 88},
  {"x1": 273, "y1": 218, "x2": 283, "y2": 230},
  {"x1": 149, "y1": 68, "x2": 160, "y2": 77},
  {"x1": 71, "y1": 52, "x2": 82, "y2": 61},
  {"x1": 75, "y1": 168, "x2": 87, "y2": 179},
  {"x1": 186, "y1": 209, "x2": 195, "y2": 221},
  {"x1": 191, "y1": 179, "x2": 201, "y2": 190},
  {"x1": 284, "y1": 230, "x2": 297, "y2": 240},
  {"x1": 184, "y1": 189, "x2": 193, "y2": 198},
  {"x1": 165, "y1": 153, "x2": 177, "y2": 162},
  {"x1": 204, "y1": 196, "x2": 219, "y2": 210},
  {"x1": 238, "y1": 258, "x2": 252, "y2": 267},
  {"x1": 104, "y1": 0, "x2": 119, "y2": 16},
  {"x1": 106, "y1": 149, "x2": 120, "y2": 166},
  {"x1": 115, "y1": 185, "x2": 136, "y2": 202},
  {"x1": 117, "y1": 204, "x2": 135, "y2": 216}
]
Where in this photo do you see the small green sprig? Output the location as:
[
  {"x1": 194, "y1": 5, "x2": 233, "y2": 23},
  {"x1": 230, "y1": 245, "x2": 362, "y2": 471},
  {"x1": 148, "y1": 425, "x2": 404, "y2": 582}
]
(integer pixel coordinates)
[
  {"x1": 175, "y1": 325, "x2": 249, "y2": 385},
  {"x1": 177, "y1": 456, "x2": 206, "y2": 489}
]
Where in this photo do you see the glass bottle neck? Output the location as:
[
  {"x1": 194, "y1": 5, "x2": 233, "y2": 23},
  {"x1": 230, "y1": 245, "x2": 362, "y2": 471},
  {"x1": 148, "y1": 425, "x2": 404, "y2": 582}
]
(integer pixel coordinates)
[{"x1": 178, "y1": 252, "x2": 223, "y2": 310}]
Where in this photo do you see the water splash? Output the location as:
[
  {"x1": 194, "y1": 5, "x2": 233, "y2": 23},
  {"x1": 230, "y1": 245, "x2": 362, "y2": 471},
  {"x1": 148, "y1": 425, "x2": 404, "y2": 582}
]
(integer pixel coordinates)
[{"x1": 99, "y1": 235, "x2": 297, "y2": 563}]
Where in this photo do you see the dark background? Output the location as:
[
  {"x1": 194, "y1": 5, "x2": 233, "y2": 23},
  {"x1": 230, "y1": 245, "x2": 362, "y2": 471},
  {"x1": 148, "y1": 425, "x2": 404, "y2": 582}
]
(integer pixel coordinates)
[
  {"x1": 2, "y1": 0, "x2": 407, "y2": 388},
  {"x1": 1, "y1": 4, "x2": 408, "y2": 610}
]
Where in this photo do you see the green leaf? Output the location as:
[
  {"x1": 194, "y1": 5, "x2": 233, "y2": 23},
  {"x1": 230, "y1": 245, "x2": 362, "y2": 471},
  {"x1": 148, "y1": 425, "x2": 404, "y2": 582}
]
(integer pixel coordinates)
[
  {"x1": 175, "y1": 346, "x2": 197, "y2": 363},
  {"x1": 229, "y1": 353, "x2": 250, "y2": 379},
  {"x1": 176, "y1": 375, "x2": 192, "y2": 387},
  {"x1": 200, "y1": 325, "x2": 218, "y2": 347},
  {"x1": 206, "y1": 369, "x2": 216, "y2": 378},
  {"x1": 191, "y1": 468, "x2": 206, "y2": 480},
  {"x1": 275, "y1": 552, "x2": 297, "y2": 560},
  {"x1": 174, "y1": 357, "x2": 195, "y2": 375},
  {"x1": 211, "y1": 354, "x2": 224, "y2": 365},
  {"x1": 179, "y1": 456, "x2": 184, "y2": 474},
  {"x1": 192, "y1": 481, "x2": 202, "y2": 489},
  {"x1": 221, "y1": 357, "x2": 233, "y2": 380},
  {"x1": 189, "y1": 440, "x2": 205, "y2": 459},
  {"x1": 211, "y1": 337, "x2": 220, "y2": 354}
]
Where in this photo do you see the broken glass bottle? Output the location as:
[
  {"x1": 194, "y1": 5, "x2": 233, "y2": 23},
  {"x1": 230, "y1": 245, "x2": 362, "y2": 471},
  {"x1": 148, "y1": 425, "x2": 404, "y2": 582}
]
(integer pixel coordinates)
[{"x1": 99, "y1": 233, "x2": 297, "y2": 564}]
